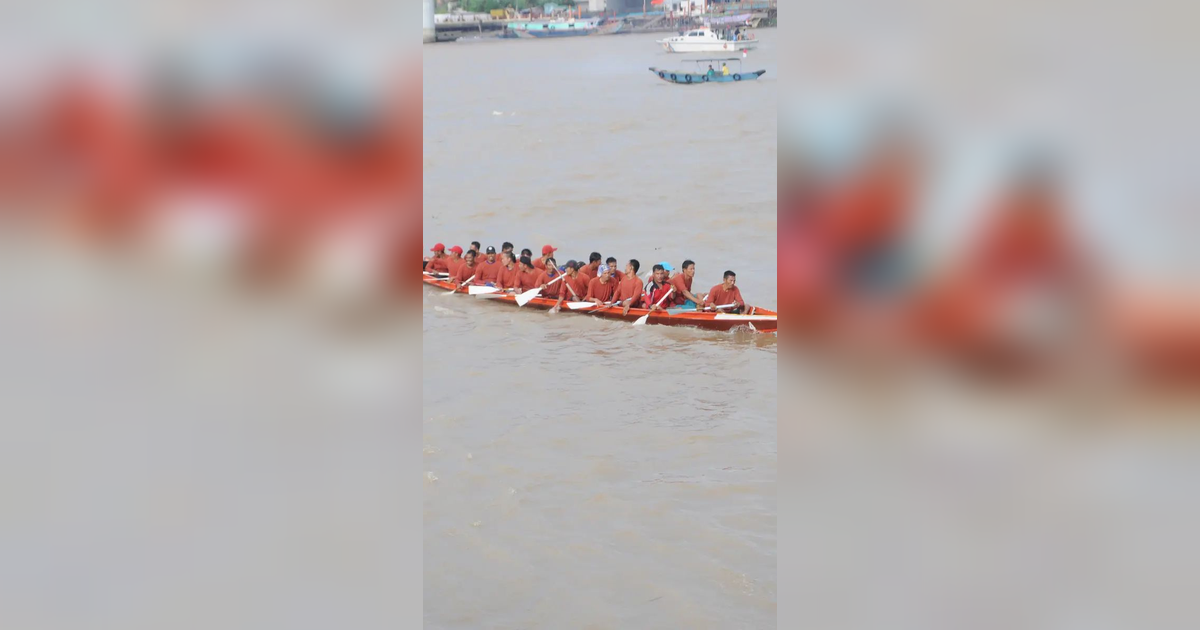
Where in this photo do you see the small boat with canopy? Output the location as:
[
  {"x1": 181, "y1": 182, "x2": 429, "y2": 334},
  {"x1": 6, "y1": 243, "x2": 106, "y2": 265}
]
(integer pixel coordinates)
[{"x1": 648, "y1": 57, "x2": 766, "y2": 85}]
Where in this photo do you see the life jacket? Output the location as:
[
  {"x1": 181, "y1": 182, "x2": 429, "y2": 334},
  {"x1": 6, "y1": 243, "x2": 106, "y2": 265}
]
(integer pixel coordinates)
[{"x1": 645, "y1": 281, "x2": 673, "y2": 309}]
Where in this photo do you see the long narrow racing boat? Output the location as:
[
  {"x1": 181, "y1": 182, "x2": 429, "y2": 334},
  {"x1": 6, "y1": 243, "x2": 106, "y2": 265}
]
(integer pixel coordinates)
[{"x1": 423, "y1": 271, "x2": 777, "y2": 333}]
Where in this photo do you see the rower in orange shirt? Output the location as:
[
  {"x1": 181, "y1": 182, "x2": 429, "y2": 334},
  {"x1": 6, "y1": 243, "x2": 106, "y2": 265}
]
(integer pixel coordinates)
[
  {"x1": 578, "y1": 252, "x2": 602, "y2": 283},
  {"x1": 704, "y1": 270, "x2": 747, "y2": 313},
  {"x1": 494, "y1": 251, "x2": 519, "y2": 290},
  {"x1": 822, "y1": 124, "x2": 920, "y2": 297},
  {"x1": 516, "y1": 256, "x2": 541, "y2": 292},
  {"x1": 561, "y1": 261, "x2": 589, "y2": 304},
  {"x1": 585, "y1": 263, "x2": 618, "y2": 304},
  {"x1": 534, "y1": 245, "x2": 557, "y2": 270},
  {"x1": 476, "y1": 245, "x2": 502, "y2": 286},
  {"x1": 453, "y1": 250, "x2": 481, "y2": 286},
  {"x1": 605, "y1": 257, "x2": 626, "y2": 282},
  {"x1": 912, "y1": 158, "x2": 1095, "y2": 364},
  {"x1": 668, "y1": 259, "x2": 707, "y2": 309},
  {"x1": 533, "y1": 257, "x2": 566, "y2": 309},
  {"x1": 959, "y1": 168, "x2": 1088, "y2": 289},
  {"x1": 426, "y1": 243, "x2": 450, "y2": 274},
  {"x1": 613, "y1": 260, "x2": 645, "y2": 315},
  {"x1": 445, "y1": 245, "x2": 465, "y2": 277}
]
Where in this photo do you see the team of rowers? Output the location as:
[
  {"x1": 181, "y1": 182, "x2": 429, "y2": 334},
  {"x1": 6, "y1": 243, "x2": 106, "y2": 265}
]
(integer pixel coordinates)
[{"x1": 424, "y1": 242, "x2": 749, "y2": 315}]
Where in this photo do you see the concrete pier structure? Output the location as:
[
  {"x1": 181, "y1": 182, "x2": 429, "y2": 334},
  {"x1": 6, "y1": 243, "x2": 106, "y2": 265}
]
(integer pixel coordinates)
[{"x1": 423, "y1": 0, "x2": 436, "y2": 44}]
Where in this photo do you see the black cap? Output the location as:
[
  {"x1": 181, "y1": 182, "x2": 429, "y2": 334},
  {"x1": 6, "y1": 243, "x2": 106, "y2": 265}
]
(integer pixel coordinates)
[
  {"x1": 485, "y1": 246, "x2": 496, "y2": 254},
  {"x1": 519, "y1": 255, "x2": 533, "y2": 268}
]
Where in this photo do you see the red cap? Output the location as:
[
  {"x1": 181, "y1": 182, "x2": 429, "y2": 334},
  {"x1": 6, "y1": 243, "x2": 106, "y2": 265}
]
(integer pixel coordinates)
[
  {"x1": 449, "y1": 245, "x2": 463, "y2": 254},
  {"x1": 430, "y1": 243, "x2": 445, "y2": 252},
  {"x1": 542, "y1": 244, "x2": 557, "y2": 256}
]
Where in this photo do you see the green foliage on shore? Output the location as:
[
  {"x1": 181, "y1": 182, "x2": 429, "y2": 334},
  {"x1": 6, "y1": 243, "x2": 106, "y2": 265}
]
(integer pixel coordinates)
[{"x1": 456, "y1": 0, "x2": 509, "y2": 13}]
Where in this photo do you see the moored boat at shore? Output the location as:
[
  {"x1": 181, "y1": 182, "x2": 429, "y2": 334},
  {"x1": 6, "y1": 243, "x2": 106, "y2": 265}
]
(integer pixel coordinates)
[
  {"x1": 657, "y1": 27, "x2": 759, "y2": 53},
  {"x1": 505, "y1": 17, "x2": 624, "y2": 39}
]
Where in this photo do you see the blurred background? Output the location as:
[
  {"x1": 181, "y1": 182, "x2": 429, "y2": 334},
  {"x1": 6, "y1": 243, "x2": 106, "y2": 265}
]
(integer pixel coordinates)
[
  {"x1": 779, "y1": 1, "x2": 1200, "y2": 389},
  {"x1": 8, "y1": 0, "x2": 1200, "y2": 626},
  {"x1": 779, "y1": 2, "x2": 1200, "y2": 628},
  {"x1": 0, "y1": 2, "x2": 422, "y2": 628}
]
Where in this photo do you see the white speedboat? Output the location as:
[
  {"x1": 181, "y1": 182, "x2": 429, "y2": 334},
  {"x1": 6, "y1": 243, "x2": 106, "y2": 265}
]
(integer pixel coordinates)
[{"x1": 657, "y1": 27, "x2": 759, "y2": 53}]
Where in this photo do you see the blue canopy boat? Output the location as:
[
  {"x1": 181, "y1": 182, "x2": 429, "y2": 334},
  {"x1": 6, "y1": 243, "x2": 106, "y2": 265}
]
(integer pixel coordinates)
[{"x1": 648, "y1": 57, "x2": 766, "y2": 85}]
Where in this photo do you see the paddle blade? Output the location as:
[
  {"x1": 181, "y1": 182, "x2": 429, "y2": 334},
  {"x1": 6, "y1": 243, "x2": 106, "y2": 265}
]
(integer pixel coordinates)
[
  {"x1": 567, "y1": 302, "x2": 596, "y2": 310},
  {"x1": 468, "y1": 285, "x2": 500, "y2": 295},
  {"x1": 632, "y1": 313, "x2": 650, "y2": 326},
  {"x1": 516, "y1": 288, "x2": 540, "y2": 307}
]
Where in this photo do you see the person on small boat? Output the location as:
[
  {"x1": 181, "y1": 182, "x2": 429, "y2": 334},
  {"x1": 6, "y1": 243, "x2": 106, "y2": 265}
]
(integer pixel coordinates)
[
  {"x1": 669, "y1": 259, "x2": 707, "y2": 309},
  {"x1": 477, "y1": 245, "x2": 502, "y2": 286},
  {"x1": 614, "y1": 259, "x2": 645, "y2": 316},
  {"x1": 646, "y1": 264, "x2": 673, "y2": 311},
  {"x1": 454, "y1": 250, "x2": 480, "y2": 286},
  {"x1": 533, "y1": 244, "x2": 557, "y2": 270},
  {"x1": 446, "y1": 245, "x2": 465, "y2": 277},
  {"x1": 705, "y1": 270, "x2": 746, "y2": 313},
  {"x1": 605, "y1": 257, "x2": 626, "y2": 282},
  {"x1": 495, "y1": 251, "x2": 519, "y2": 290},
  {"x1": 426, "y1": 243, "x2": 450, "y2": 274},
  {"x1": 516, "y1": 256, "x2": 541, "y2": 292},
  {"x1": 561, "y1": 261, "x2": 589, "y2": 304},
  {"x1": 469, "y1": 241, "x2": 481, "y2": 255},
  {"x1": 585, "y1": 264, "x2": 618, "y2": 305},
  {"x1": 707, "y1": 65, "x2": 716, "y2": 78},
  {"x1": 722, "y1": 62, "x2": 730, "y2": 76},
  {"x1": 578, "y1": 252, "x2": 603, "y2": 283}
]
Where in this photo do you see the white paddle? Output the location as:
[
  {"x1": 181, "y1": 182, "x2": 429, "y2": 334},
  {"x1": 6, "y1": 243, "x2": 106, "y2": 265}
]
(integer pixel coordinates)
[
  {"x1": 468, "y1": 285, "x2": 501, "y2": 295},
  {"x1": 589, "y1": 295, "x2": 628, "y2": 315},
  {"x1": 703, "y1": 302, "x2": 740, "y2": 311},
  {"x1": 552, "y1": 274, "x2": 582, "y2": 313},
  {"x1": 565, "y1": 277, "x2": 616, "y2": 310},
  {"x1": 440, "y1": 274, "x2": 475, "y2": 295},
  {"x1": 517, "y1": 272, "x2": 565, "y2": 307},
  {"x1": 633, "y1": 287, "x2": 675, "y2": 326},
  {"x1": 568, "y1": 297, "x2": 619, "y2": 311}
]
